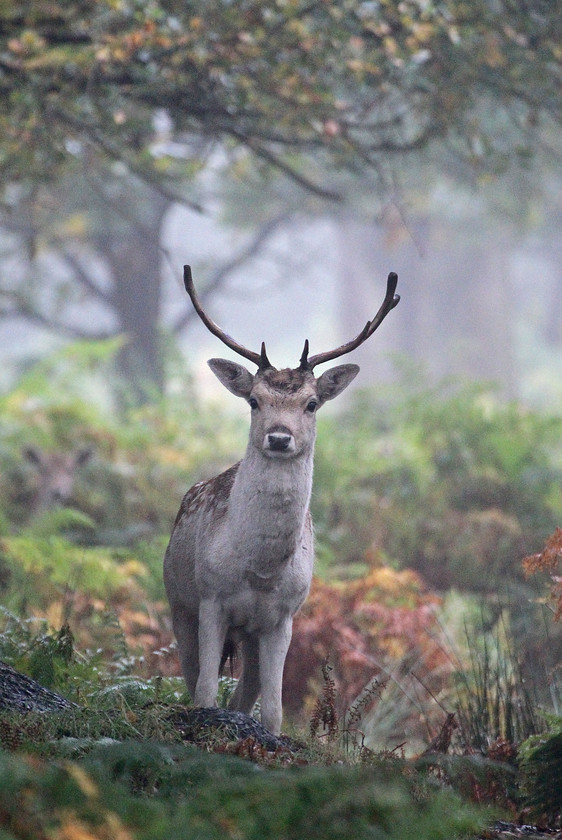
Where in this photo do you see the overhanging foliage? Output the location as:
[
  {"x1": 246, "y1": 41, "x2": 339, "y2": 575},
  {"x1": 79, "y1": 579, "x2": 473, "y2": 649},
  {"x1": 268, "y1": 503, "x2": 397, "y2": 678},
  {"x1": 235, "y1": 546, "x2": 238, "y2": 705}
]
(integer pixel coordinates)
[{"x1": 1, "y1": 0, "x2": 560, "y2": 198}]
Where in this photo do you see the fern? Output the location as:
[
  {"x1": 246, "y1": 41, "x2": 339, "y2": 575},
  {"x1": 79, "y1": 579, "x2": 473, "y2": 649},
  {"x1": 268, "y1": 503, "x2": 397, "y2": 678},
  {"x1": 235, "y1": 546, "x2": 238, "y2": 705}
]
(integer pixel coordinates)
[{"x1": 310, "y1": 660, "x2": 339, "y2": 741}]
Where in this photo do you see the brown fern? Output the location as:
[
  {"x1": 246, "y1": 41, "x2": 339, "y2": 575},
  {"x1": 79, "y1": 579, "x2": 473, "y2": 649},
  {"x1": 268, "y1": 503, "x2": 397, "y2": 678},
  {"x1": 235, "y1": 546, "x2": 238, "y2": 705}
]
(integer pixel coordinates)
[
  {"x1": 346, "y1": 674, "x2": 389, "y2": 731},
  {"x1": 523, "y1": 527, "x2": 562, "y2": 621},
  {"x1": 310, "y1": 659, "x2": 339, "y2": 741}
]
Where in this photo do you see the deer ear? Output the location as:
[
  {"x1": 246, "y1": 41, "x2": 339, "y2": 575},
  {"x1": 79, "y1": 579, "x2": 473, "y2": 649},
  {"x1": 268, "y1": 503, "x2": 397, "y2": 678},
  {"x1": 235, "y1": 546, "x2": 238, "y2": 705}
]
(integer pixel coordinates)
[
  {"x1": 208, "y1": 359, "x2": 255, "y2": 399},
  {"x1": 74, "y1": 448, "x2": 93, "y2": 467},
  {"x1": 23, "y1": 446, "x2": 44, "y2": 467},
  {"x1": 316, "y1": 364, "x2": 359, "y2": 403}
]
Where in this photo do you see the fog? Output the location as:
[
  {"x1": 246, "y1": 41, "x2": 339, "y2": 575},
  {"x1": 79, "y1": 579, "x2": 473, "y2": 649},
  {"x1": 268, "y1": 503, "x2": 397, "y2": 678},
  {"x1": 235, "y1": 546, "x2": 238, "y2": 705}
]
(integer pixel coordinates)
[{"x1": 0, "y1": 181, "x2": 560, "y2": 411}]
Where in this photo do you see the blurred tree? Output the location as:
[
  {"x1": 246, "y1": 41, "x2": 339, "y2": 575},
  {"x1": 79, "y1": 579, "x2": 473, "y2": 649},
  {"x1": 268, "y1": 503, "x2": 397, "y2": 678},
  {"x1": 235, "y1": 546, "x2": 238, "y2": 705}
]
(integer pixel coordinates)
[
  {"x1": 0, "y1": 160, "x2": 287, "y2": 401},
  {"x1": 0, "y1": 1, "x2": 560, "y2": 395}
]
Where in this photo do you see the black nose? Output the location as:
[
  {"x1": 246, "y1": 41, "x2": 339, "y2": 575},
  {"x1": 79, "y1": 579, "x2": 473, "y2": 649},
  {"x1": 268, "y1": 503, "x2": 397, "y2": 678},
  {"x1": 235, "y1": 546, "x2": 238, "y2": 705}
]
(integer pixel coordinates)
[{"x1": 267, "y1": 433, "x2": 292, "y2": 451}]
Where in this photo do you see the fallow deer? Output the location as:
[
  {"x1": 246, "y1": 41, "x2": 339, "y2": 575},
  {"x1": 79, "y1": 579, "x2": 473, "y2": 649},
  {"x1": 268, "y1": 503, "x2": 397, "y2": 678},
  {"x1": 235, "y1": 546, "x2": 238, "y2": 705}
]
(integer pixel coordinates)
[
  {"x1": 23, "y1": 447, "x2": 93, "y2": 514},
  {"x1": 164, "y1": 265, "x2": 400, "y2": 734}
]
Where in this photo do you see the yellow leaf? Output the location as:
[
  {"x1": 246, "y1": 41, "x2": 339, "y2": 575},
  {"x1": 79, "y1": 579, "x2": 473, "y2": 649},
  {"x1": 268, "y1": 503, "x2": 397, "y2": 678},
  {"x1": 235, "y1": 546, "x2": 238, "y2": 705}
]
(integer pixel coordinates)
[
  {"x1": 62, "y1": 763, "x2": 99, "y2": 799},
  {"x1": 56, "y1": 213, "x2": 89, "y2": 239},
  {"x1": 52, "y1": 815, "x2": 99, "y2": 840}
]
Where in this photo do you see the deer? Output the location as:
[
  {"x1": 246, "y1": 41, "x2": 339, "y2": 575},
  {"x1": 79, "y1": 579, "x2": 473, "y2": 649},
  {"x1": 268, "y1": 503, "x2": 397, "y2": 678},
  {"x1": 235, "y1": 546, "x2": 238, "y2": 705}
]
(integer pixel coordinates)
[
  {"x1": 164, "y1": 265, "x2": 400, "y2": 734},
  {"x1": 22, "y1": 447, "x2": 93, "y2": 515}
]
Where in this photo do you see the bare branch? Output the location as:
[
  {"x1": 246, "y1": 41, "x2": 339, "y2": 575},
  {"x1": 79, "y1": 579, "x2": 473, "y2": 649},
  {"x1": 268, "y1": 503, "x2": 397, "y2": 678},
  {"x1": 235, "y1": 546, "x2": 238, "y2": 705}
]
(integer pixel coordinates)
[
  {"x1": 0, "y1": 287, "x2": 112, "y2": 341},
  {"x1": 227, "y1": 129, "x2": 342, "y2": 201},
  {"x1": 56, "y1": 247, "x2": 113, "y2": 306}
]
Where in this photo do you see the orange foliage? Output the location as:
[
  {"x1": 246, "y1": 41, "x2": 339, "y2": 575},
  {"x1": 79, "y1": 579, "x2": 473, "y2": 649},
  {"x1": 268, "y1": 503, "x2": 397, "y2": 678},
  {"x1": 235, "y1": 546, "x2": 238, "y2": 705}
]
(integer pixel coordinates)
[
  {"x1": 284, "y1": 565, "x2": 445, "y2": 718},
  {"x1": 523, "y1": 527, "x2": 562, "y2": 621}
]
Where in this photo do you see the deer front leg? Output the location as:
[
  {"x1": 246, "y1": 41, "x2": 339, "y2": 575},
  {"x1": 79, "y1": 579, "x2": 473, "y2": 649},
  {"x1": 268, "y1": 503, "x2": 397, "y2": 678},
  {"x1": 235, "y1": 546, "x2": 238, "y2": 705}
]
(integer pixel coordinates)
[
  {"x1": 195, "y1": 598, "x2": 227, "y2": 708},
  {"x1": 259, "y1": 618, "x2": 293, "y2": 735}
]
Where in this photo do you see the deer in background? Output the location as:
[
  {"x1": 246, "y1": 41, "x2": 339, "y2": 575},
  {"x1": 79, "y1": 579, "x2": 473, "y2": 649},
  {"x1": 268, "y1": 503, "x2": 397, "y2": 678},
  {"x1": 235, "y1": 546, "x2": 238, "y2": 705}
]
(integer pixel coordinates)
[
  {"x1": 23, "y1": 447, "x2": 93, "y2": 515},
  {"x1": 164, "y1": 266, "x2": 400, "y2": 734}
]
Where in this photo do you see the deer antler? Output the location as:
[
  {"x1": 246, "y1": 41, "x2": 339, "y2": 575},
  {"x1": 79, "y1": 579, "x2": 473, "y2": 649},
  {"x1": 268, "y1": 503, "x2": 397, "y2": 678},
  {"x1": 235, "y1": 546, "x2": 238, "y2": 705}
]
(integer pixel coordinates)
[
  {"x1": 299, "y1": 272, "x2": 400, "y2": 370},
  {"x1": 184, "y1": 265, "x2": 272, "y2": 370}
]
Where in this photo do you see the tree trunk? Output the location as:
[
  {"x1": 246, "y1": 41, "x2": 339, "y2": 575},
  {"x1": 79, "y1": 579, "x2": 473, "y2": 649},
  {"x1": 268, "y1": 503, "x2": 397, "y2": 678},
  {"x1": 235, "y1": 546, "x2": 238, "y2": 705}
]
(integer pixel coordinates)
[{"x1": 99, "y1": 191, "x2": 170, "y2": 402}]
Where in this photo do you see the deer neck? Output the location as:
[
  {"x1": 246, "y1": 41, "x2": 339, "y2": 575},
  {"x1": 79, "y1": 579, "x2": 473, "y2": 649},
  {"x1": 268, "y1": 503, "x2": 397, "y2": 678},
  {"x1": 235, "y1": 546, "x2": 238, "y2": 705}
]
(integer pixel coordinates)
[{"x1": 228, "y1": 446, "x2": 313, "y2": 576}]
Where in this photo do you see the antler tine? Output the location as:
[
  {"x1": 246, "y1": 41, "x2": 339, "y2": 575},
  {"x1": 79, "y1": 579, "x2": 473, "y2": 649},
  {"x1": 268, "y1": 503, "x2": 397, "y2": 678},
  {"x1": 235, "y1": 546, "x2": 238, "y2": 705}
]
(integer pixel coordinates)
[
  {"x1": 183, "y1": 265, "x2": 272, "y2": 370},
  {"x1": 304, "y1": 272, "x2": 400, "y2": 370},
  {"x1": 298, "y1": 339, "x2": 310, "y2": 370}
]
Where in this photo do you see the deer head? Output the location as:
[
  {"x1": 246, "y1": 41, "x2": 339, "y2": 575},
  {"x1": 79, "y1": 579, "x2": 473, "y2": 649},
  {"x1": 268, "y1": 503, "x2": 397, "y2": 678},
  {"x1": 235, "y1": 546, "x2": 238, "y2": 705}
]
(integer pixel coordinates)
[{"x1": 23, "y1": 447, "x2": 93, "y2": 513}]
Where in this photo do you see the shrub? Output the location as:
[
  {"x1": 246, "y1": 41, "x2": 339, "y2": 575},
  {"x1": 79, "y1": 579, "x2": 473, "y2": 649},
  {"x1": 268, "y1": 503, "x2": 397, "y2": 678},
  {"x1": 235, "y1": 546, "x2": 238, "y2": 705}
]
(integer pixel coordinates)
[{"x1": 0, "y1": 744, "x2": 487, "y2": 840}]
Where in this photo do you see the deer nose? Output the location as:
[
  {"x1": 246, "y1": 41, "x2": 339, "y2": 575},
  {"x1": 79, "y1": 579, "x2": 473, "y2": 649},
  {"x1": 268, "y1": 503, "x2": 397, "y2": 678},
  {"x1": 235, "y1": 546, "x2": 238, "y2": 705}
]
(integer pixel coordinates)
[
  {"x1": 49, "y1": 485, "x2": 70, "y2": 504},
  {"x1": 266, "y1": 432, "x2": 294, "y2": 452}
]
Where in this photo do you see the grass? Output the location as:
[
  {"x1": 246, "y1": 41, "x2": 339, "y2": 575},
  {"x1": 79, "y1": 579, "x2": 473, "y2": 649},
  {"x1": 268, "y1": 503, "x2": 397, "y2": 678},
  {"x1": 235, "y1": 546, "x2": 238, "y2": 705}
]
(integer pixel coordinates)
[
  {"x1": 0, "y1": 623, "x2": 491, "y2": 840},
  {"x1": 0, "y1": 737, "x2": 489, "y2": 840}
]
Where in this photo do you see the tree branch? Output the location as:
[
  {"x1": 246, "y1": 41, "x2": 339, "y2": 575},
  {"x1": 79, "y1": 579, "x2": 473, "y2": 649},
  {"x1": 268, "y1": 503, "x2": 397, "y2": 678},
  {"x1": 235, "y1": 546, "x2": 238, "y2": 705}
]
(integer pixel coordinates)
[
  {"x1": 46, "y1": 105, "x2": 207, "y2": 214},
  {"x1": 0, "y1": 288, "x2": 113, "y2": 341},
  {"x1": 171, "y1": 212, "x2": 293, "y2": 335},
  {"x1": 56, "y1": 247, "x2": 113, "y2": 307},
  {"x1": 226, "y1": 129, "x2": 342, "y2": 201}
]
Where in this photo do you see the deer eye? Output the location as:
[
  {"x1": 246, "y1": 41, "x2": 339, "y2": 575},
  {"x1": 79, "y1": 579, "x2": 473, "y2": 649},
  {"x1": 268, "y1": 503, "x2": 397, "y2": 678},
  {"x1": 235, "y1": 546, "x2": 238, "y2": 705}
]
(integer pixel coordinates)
[
  {"x1": 248, "y1": 397, "x2": 259, "y2": 410},
  {"x1": 305, "y1": 399, "x2": 318, "y2": 413}
]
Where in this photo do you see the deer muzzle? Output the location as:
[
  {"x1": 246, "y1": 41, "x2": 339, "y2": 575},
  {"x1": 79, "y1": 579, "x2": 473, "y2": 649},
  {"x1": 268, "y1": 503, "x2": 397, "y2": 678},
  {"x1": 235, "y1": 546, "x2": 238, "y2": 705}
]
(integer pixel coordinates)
[{"x1": 264, "y1": 426, "x2": 295, "y2": 454}]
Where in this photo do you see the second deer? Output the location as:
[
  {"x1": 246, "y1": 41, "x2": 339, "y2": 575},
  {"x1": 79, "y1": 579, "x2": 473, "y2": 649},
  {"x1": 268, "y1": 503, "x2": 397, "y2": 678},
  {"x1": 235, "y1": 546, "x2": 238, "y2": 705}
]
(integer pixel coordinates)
[
  {"x1": 23, "y1": 447, "x2": 93, "y2": 515},
  {"x1": 164, "y1": 266, "x2": 400, "y2": 734}
]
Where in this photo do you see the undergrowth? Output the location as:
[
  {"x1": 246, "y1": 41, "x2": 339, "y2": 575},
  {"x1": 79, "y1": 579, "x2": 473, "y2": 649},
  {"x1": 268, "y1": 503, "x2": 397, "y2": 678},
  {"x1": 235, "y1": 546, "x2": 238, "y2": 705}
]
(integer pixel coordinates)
[
  {"x1": 0, "y1": 351, "x2": 561, "y2": 836},
  {"x1": 0, "y1": 627, "x2": 491, "y2": 840},
  {"x1": 1, "y1": 601, "x2": 561, "y2": 836},
  {"x1": 0, "y1": 743, "x2": 488, "y2": 840}
]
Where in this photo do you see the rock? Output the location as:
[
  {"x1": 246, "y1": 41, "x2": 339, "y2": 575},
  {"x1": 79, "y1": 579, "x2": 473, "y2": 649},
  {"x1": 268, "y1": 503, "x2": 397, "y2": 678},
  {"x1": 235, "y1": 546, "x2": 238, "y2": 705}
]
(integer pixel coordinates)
[
  {"x1": 0, "y1": 660, "x2": 299, "y2": 754},
  {"x1": 168, "y1": 706, "x2": 301, "y2": 752},
  {"x1": 0, "y1": 660, "x2": 76, "y2": 713}
]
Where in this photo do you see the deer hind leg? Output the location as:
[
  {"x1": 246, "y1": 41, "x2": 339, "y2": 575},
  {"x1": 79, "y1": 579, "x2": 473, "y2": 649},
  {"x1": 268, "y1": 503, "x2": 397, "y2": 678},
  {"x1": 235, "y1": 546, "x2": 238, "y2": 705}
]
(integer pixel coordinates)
[
  {"x1": 228, "y1": 633, "x2": 260, "y2": 715},
  {"x1": 170, "y1": 608, "x2": 199, "y2": 701}
]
